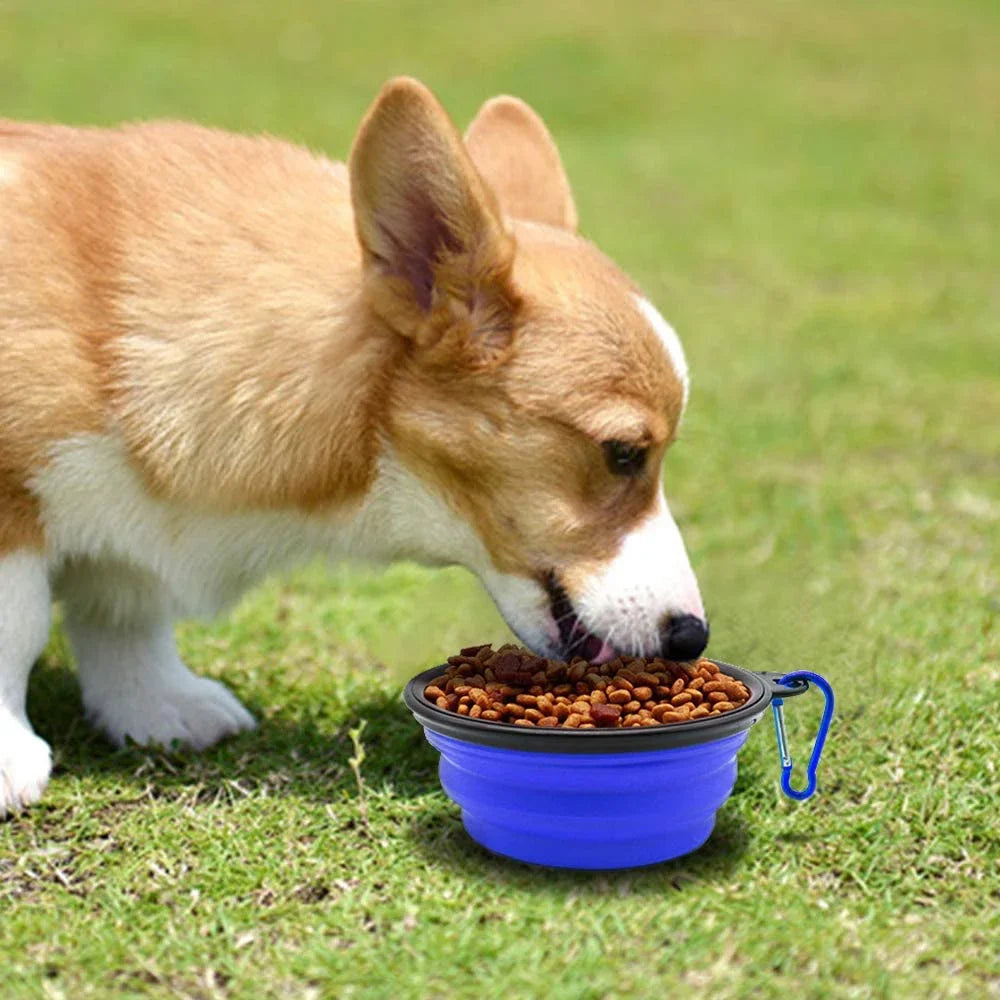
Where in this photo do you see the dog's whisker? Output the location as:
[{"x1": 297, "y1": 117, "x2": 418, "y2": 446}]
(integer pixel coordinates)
[{"x1": 551, "y1": 609, "x2": 579, "y2": 628}]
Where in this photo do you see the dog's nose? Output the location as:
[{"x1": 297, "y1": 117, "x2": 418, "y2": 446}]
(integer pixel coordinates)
[{"x1": 659, "y1": 614, "x2": 710, "y2": 661}]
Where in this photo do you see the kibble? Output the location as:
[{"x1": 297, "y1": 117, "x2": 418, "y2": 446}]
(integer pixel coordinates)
[{"x1": 423, "y1": 645, "x2": 752, "y2": 729}]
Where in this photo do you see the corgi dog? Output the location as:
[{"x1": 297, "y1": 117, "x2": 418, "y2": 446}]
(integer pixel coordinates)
[{"x1": 0, "y1": 78, "x2": 707, "y2": 815}]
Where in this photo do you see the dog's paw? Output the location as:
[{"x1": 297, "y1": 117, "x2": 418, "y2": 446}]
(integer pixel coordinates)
[
  {"x1": 0, "y1": 725, "x2": 52, "y2": 818},
  {"x1": 88, "y1": 672, "x2": 256, "y2": 752}
]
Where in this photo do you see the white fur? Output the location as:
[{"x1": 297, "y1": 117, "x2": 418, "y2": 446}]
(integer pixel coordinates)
[
  {"x1": 30, "y1": 433, "x2": 557, "y2": 741},
  {"x1": 0, "y1": 551, "x2": 53, "y2": 816},
  {"x1": 53, "y1": 556, "x2": 256, "y2": 748},
  {"x1": 34, "y1": 432, "x2": 546, "y2": 620},
  {"x1": 635, "y1": 295, "x2": 689, "y2": 409},
  {"x1": 66, "y1": 617, "x2": 256, "y2": 749},
  {"x1": 37, "y1": 435, "x2": 345, "y2": 618},
  {"x1": 573, "y1": 488, "x2": 704, "y2": 656}
]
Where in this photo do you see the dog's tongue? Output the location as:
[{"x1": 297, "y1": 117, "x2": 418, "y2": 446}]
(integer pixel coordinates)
[{"x1": 578, "y1": 634, "x2": 617, "y2": 664}]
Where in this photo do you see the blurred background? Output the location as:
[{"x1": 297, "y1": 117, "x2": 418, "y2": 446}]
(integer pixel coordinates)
[{"x1": 5, "y1": 0, "x2": 996, "y2": 683}]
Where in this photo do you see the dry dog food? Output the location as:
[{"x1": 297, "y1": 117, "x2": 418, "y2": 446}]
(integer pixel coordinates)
[{"x1": 423, "y1": 644, "x2": 751, "y2": 728}]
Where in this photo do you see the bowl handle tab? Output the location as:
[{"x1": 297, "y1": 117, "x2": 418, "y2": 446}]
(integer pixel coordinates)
[{"x1": 758, "y1": 672, "x2": 809, "y2": 699}]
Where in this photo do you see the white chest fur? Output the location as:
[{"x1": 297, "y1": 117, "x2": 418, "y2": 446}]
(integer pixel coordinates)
[{"x1": 30, "y1": 433, "x2": 486, "y2": 618}]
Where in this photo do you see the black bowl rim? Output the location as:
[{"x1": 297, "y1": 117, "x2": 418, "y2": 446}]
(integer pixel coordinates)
[{"x1": 403, "y1": 659, "x2": 804, "y2": 754}]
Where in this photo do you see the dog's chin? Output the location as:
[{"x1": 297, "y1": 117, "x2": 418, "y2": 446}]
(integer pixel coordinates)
[{"x1": 478, "y1": 567, "x2": 619, "y2": 664}]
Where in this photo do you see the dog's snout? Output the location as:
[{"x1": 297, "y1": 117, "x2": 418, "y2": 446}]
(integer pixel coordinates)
[{"x1": 659, "y1": 614, "x2": 710, "y2": 661}]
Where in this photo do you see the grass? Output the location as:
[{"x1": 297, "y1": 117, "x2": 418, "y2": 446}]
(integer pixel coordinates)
[{"x1": 2, "y1": 0, "x2": 998, "y2": 997}]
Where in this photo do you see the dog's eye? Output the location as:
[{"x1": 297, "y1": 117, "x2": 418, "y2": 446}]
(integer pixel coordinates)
[{"x1": 603, "y1": 440, "x2": 648, "y2": 476}]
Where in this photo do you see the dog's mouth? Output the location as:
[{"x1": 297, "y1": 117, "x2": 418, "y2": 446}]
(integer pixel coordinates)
[{"x1": 543, "y1": 572, "x2": 618, "y2": 664}]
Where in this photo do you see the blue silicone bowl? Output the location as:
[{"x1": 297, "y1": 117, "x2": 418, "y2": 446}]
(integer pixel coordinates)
[{"x1": 404, "y1": 661, "x2": 827, "y2": 870}]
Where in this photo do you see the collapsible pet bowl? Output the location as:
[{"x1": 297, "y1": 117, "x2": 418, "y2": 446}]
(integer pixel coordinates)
[{"x1": 404, "y1": 661, "x2": 833, "y2": 870}]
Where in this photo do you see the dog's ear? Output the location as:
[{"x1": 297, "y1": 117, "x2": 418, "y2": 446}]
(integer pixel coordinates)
[
  {"x1": 350, "y1": 78, "x2": 519, "y2": 365},
  {"x1": 465, "y1": 96, "x2": 577, "y2": 231}
]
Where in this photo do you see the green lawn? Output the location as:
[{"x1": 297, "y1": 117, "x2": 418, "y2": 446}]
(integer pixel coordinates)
[{"x1": 2, "y1": 0, "x2": 998, "y2": 997}]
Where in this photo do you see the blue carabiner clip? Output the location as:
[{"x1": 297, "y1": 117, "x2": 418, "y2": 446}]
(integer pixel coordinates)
[{"x1": 771, "y1": 671, "x2": 834, "y2": 801}]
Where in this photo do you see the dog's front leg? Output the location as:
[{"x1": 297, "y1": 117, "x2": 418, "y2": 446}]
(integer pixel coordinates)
[
  {"x1": 0, "y1": 551, "x2": 53, "y2": 817},
  {"x1": 58, "y1": 562, "x2": 256, "y2": 751}
]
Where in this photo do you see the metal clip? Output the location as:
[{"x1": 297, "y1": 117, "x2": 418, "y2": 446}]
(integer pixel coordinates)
[{"x1": 771, "y1": 670, "x2": 834, "y2": 801}]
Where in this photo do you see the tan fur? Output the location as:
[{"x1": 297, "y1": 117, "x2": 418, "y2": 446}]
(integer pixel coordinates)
[
  {"x1": 0, "y1": 120, "x2": 390, "y2": 519},
  {"x1": 0, "y1": 79, "x2": 683, "y2": 588},
  {"x1": 465, "y1": 97, "x2": 578, "y2": 231},
  {"x1": 385, "y1": 218, "x2": 681, "y2": 584}
]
